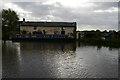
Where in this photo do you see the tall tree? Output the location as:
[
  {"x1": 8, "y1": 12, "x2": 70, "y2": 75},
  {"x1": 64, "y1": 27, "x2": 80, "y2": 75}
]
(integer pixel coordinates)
[{"x1": 2, "y1": 9, "x2": 19, "y2": 40}]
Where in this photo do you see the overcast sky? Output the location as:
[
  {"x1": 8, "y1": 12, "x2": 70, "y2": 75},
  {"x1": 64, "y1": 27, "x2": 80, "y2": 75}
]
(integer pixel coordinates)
[{"x1": 1, "y1": 0, "x2": 119, "y2": 31}]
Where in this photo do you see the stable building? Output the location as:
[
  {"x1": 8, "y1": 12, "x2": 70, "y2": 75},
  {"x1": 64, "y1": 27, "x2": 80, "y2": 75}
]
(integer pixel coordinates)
[{"x1": 12, "y1": 19, "x2": 77, "y2": 41}]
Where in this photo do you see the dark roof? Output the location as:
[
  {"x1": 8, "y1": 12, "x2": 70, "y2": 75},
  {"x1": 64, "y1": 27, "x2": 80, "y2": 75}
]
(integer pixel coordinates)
[{"x1": 20, "y1": 21, "x2": 76, "y2": 27}]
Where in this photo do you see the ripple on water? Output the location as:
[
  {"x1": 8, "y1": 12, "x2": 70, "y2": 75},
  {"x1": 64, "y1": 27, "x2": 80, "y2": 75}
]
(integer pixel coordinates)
[{"x1": 2, "y1": 42, "x2": 118, "y2": 78}]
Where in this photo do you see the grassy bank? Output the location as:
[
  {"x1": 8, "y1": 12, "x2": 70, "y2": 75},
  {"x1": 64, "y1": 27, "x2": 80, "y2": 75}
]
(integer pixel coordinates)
[{"x1": 77, "y1": 38, "x2": 120, "y2": 48}]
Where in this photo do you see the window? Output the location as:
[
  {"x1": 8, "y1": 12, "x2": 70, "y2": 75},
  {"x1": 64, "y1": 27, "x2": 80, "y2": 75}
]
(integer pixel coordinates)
[{"x1": 34, "y1": 26, "x2": 37, "y2": 30}]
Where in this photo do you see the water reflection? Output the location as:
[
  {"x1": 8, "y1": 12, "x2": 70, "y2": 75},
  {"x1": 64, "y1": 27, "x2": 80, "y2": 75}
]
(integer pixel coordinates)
[
  {"x1": 20, "y1": 41, "x2": 76, "y2": 52},
  {"x1": 2, "y1": 41, "x2": 118, "y2": 78},
  {"x1": 2, "y1": 41, "x2": 22, "y2": 77}
]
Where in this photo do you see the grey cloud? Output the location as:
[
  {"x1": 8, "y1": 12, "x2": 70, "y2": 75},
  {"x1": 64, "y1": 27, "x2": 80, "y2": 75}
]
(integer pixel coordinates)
[
  {"x1": 93, "y1": 2, "x2": 118, "y2": 10},
  {"x1": 11, "y1": 2, "x2": 118, "y2": 31},
  {"x1": 14, "y1": 2, "x2": 52, "y2": 16}
]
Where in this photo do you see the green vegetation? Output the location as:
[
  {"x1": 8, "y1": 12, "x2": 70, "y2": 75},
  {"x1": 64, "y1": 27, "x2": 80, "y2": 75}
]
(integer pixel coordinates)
[
  {"x1": 2, "y1": 9, "x2": 19, "y2": 41},
  {"x1": 77, "y1": 30, "x2": 120, "y2": 48}
]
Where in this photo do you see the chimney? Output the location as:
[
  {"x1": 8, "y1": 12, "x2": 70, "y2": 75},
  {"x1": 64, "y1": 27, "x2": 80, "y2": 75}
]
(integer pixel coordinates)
[{"x1": 23, "y1": 18, "x2": 25, "y2": 22}]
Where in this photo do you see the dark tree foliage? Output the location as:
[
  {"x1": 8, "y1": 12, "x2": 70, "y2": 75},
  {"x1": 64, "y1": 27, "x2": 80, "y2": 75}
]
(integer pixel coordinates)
[{"x1": 2, "y1": 9, "x2": 19, "y2": 40}]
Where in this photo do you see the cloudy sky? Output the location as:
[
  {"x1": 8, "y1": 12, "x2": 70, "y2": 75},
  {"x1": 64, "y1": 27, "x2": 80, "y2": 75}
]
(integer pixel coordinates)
[{"x1": 1, "y1": 0, "x2": 119, "y2": 31}]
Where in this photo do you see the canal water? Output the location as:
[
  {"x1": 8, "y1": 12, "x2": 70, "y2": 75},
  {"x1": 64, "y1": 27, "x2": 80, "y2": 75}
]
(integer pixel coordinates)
[{"x1": 2, "y1": 41, "x2": 118, "y2": 78}]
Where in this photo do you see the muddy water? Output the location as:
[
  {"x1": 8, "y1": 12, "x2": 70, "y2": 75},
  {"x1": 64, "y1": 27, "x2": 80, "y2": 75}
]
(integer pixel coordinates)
[{"x1": 2, "y1": 41, "x2": 118, "y2": 78}]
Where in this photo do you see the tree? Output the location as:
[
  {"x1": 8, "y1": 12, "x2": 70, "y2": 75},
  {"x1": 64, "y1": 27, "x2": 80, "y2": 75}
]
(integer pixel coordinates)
[{"x1": 2, "y1": 9, "x2": 19, "y2": 40}]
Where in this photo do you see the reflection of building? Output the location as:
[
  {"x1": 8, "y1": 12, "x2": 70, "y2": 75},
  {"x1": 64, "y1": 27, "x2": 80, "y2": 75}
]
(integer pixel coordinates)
[
  {"x1": 12, "y1": 18, "x2": 76, "y2": 40},
  {"x1": 20, "y1": 42, "x2": 76, "y2": 52}
]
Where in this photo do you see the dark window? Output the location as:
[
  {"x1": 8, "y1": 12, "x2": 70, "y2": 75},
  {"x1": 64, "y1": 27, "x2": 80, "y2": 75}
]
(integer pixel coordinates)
[
  {"x1": 34, "y1": 26, "x2": 37, "y2": 30},
  {"x1": 61, "y1": 31, "x2": 65, "y2": 34}
]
